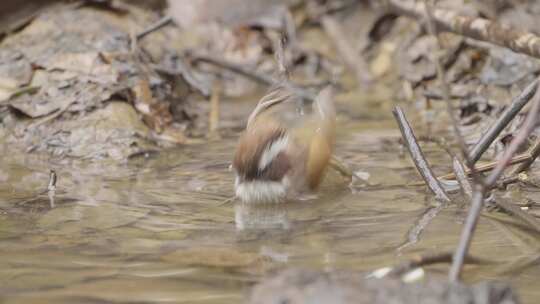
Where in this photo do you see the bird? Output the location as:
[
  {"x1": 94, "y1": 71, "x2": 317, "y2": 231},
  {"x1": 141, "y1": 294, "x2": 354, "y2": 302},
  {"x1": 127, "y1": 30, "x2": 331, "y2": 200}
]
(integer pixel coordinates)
[{"x1": 232, "y1": 83, "x2": 336, "y2": 203}]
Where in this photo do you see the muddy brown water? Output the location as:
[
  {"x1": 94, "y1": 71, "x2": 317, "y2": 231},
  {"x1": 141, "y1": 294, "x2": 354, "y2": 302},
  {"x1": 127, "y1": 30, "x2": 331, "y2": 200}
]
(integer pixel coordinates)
[{"x1": 0, "y1": 102, "x2": 539, "y2": 303}]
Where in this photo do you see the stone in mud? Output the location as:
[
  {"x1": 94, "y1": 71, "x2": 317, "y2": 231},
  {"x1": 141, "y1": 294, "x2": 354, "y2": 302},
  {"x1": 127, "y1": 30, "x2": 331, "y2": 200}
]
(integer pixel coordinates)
[{"x1": 249, "y1": 269, "x2": 519, "y2": 304}]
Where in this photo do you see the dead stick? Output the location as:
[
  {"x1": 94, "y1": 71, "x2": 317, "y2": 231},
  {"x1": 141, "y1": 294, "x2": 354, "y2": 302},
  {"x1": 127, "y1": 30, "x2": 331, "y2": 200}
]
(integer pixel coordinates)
[
  {"x1": 511, "y1": 139, "x2": 540, "y2": 175},
  {"x1": 423, "y1": 0, "x2": 480, "y2": 183},
  {"x1": 137, "y1": 16, "x2": 173, "y2": 40},
  {"x1": 485, "y1": 78, "x2": 540, "y2": 187},
  {"x1": 453, "y1": 157, "x2": 472, "y2": 198},
  {"x1": 450, "y1": 77, "x2": 540, "y2": 281},
  {"x1": 386, "y1": 0, "x2": 540, "y2": 59},
  {"x1": 192, "y1": 54, "x2": 274, "y2": 85},
  {"x1": 470, "y1": 79, "x2": 538, "y2": 164},
  {"x1": 393, "y1": 106, "x2": 451, "y2": 202},
  {"x1": 449, "y1": 185, "x2": 485, "y2": 282},
  {"x1": 436, "y1": 153, "x2": 530, "y2": 181},
  {"x1": 191, "y1": 54, "x2": 315, "y2": 100},
  {"x1": 390, "y1": 251, "x2": 489, "y2": 277}
]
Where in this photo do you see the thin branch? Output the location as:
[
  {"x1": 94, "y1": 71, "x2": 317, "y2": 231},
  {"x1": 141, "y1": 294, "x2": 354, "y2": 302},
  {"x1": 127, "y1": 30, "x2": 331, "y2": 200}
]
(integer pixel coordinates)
[
  {"x1": 485, "y1": 79, "x2": 540, "y2": 187},
  {"x1": 434, "y1": 153, "x2": 531, "y2": 181},
  {"x1": 136, "y1": 16, "x2": 173, "y2": 40},
  {"x1": 511, "y1": 139, "x2": 540, "y2": 175},
  {"x1": 453, "y1": 157, "x2": 472, "y2": 198},
  {"x1": 449, "y1": 184, "x2": 485, "y2": 282},
  {"x1": 190, "y1": 53, "x2": 315, "y2": 100},
  {"x1": 470, "y1": 79, "x2": 538, "y2": 164},
  {"x1": 423, "y1": 0, "x2": 480, "y2": 183},
  {"x1": 450, "y1": 79, "x2": 540, "y2": 281},
  {"x1": 390, "y1": 251, "x2": 489, "y2": 277},
  {"x1": 192, "y1": 53, "x2": 274, "y2": 85},
  {"x1": 386, "y1": 0, "x2": 540, "y2": 59},
  {"x1": 393, "y1": 106, "x2": 451, "y2": 202}
]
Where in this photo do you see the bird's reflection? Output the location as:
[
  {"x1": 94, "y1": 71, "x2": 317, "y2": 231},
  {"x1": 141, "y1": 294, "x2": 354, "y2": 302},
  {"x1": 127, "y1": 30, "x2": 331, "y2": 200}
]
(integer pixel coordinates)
[{"x1": 234, "y1": 202, "x2": 290, "y2": 230}]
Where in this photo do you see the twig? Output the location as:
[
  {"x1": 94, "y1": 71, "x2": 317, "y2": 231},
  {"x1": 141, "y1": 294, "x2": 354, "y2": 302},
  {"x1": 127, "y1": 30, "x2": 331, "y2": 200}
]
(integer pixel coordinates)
[
  {"x1": 470, "y1": 79, "x2": 538, "y2": 163},
  {"x1": 449, "y1": 184, "x2": 485, "y2": 281},
  {"x1": 453, "y1": 157, "x2": 472, "y2": 198},
  {"x1": 450, "y1": 79, "x2": 540, "y2": 281},
  {"x1": 190, "y1": 53, "x2": 315, "y2": 100},
  {"x1": 393, "y1": 106, "x2": 451, "y2": 202},
  {"x1": 386, "y1": 0, "x2": 540, "y2": 59},
  {"x1": 136, "y1": 16, "x2": 173, "y2": 40},
  {"x1": 191, "y1": 53, "x2": 274, "y2": 86},
  {"x1": 390, "y1": 251, "x2": 489, "y2": 277},
  {"x1": 26, "y1": 99, "x2": 77, "y2": 130},
  {"x1": 511, "y1": 139, "x2": 540, "y2": 175},
  {"x1": 485, "y1": 79, "x2": 540, "y2": 187},
  {"x1": 423, "y1": 0, "x2": 480, "y2": 183},
  {"x1": 433, "y1": 153, "x2": 531, "y2": 182},
  {"x1": 329, "y1": 155, "x2": 354, "y2": 182}
]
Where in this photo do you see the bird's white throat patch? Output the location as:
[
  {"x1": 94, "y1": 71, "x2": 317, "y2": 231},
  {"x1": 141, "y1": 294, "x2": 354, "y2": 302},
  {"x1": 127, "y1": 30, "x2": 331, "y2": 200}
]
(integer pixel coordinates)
[
  {"x1": 235, "y1": 177, "x2": 289, "y2": 203},
  {"x1": 258, "y1": 135, "x2": 289, "y2": 171}
]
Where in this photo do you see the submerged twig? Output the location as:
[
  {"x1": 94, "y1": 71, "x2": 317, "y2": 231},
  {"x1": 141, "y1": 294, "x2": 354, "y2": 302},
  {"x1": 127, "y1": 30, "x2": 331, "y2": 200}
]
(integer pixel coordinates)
[{"x1": 393, "y1": 106, "x2": 451, "y2": 202}]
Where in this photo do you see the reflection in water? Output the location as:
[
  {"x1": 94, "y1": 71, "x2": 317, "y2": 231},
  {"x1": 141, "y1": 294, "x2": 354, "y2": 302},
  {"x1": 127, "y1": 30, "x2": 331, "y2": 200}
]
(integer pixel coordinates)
[{"x1": 235, "y1": 202, "x2": 290, "y2": 230}]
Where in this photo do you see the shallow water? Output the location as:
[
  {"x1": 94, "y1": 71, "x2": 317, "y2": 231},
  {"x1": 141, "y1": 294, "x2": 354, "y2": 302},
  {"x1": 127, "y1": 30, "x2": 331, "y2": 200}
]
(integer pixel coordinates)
[{"x1": 0, "y1": 103, "x2": 539, "y2": 303}]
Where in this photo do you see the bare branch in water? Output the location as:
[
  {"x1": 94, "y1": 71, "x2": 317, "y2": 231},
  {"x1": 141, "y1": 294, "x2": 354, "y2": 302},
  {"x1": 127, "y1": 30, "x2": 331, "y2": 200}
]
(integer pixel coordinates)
[
  {"x1": 449, "y1": 185, "x2": 485, "y2": 282},
  {"x1": 450, "y1": 80, "x2": 540, "y2": 281},
  {"x1": 485, "y1": 79, "x2": 540, "y2": 187},
  {"x1": 393, "y1": 106, "x2": 451, "y2": 202},
  {"x1": 470, "y1": 79, "x2": 538, "y2": 164},
  {"x1": 452, "y1": 157, "x2": 472, "y2": 198},
  {"x1": 510, "y1": 139, "x2": 540, "y2": 175}
]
